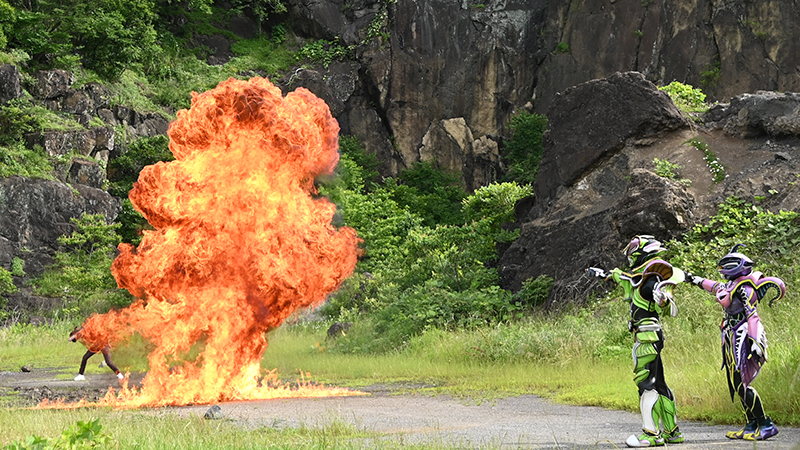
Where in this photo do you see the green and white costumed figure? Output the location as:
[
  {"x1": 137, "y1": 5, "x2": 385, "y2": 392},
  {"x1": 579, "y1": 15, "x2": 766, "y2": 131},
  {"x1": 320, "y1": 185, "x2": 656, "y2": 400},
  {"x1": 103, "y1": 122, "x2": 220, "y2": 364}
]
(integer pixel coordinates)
[{"x1": 587, "y1": 235, "x2": 684, "y2": 447}]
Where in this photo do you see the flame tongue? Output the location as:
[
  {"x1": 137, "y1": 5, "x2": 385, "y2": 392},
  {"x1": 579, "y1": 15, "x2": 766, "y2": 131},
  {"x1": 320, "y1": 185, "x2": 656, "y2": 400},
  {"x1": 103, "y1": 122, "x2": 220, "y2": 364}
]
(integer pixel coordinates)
[{"x1": 77, "y1": 77, "x2": 360, "y2": 408}]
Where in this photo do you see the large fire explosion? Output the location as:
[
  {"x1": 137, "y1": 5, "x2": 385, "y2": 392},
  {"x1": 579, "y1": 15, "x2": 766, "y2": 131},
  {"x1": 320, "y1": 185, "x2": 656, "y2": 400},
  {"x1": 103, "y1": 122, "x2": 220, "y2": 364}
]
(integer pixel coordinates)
[{"x1": 45, "y1": 77, "x2": 361, "y2": 408}]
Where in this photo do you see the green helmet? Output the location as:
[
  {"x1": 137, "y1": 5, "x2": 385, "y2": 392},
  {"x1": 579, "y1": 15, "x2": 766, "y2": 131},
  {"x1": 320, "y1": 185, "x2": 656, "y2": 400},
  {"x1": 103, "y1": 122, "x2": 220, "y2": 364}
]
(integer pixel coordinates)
[{"x1": 623, "y1": 235, "x2": 666, "y2": 268}]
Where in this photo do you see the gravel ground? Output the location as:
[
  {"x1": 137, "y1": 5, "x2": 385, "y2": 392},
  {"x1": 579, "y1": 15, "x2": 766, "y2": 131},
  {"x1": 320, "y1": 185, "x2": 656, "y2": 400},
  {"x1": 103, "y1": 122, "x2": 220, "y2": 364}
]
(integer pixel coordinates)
[{"x1": 3, "y1": 370, "x2": 799, "y2": 449}]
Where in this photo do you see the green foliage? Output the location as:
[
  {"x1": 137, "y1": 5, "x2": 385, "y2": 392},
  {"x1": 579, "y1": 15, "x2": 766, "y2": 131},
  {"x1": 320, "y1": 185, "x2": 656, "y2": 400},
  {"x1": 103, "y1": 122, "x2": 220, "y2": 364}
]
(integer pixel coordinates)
[
  {"x1": 370, "y1": 282, "x2": 519, "y2": 351},
  {"x1": 0, "y1": 141, "x2": 54, "y2": 179},
  {"x1": 318, "y1": 272, "x2": 381, "y2": 319},
  {"x1": 554, "y1": 42, "x2": 570, "y2": 54},
  {"x1": 386, "y1": 161, "x2": 466, "y2": 227},
  {"x1": 0, "y1": 98, "x2": 86, "y2": 147},
  {"x1": 685, "y1": 138, "x2": 725, "y2": 184},
  {"x1": 31, "y1": 214, "x2": 132, "y2": 316},
  {"x1": 0, "y1": 266, "x2": 16, "y2": 294},
  {"x1": 512, "y1": 274, "x2": 554, "y2": 308},
  {"x1": 397, "y1": 220, "x2": 500, "y2": 292},
  {"x1": 107, "y1": 135, "x2": 173, "y2": 197},
  {"x1": 116, "y1": 199, "x2": 148, "y2": 246},
  {"x1": 231, "y1": 0, "x2": 286, "y2": 24},
  {"x1": 2, "y1": 418, "x2": 113, "y2": 450},
  {"x1": 295, "y1": 38, "x2": 353, "y2": 68},
  {"x1": 8, "y1": 0, "x2": 159, "y2": 81},
  {"x1": 461, "y1": 181, "x2": 533, "y2": 230},
  {"x1": 338, "y1": 135, "x2": 380, "y2": 188},
  {"x1": 11, "y1": 257, "x2": 24, "y2": 277},
  {"x1": 652, "y1": 158, "x2": 691, "y2": 186},
  {"x1": 334, "y1": 187, "x2": 421, "y2": 273},
  {"x1": 658, "y1": 81, "x2": 708, "y2": 113},
  {"x1": 700, "y1": 59, "x2": 721, "y2": 89},
  {"x1": 364, "y1": 10, "x2": 389, "y2": 42},
  {"x1": 226, "y1": 36, "x2": 295, "y2": 76},
  {"x1": 669, "y1": 196, "x2": 800, "y2": 280},
  {"x1": 502, "y1": 111, "x2": 548, "y2": 185}
]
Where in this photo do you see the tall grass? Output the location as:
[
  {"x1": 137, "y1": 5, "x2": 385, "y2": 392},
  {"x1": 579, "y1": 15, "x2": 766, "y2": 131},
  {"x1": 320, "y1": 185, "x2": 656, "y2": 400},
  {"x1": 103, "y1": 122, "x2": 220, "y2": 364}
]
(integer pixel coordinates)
[
  {"x1": 3, "y1": 278, "x2": 798, "y2": 429},
  {"x1": 0, "y1": 408, "x2": 473, "y2": 450}
]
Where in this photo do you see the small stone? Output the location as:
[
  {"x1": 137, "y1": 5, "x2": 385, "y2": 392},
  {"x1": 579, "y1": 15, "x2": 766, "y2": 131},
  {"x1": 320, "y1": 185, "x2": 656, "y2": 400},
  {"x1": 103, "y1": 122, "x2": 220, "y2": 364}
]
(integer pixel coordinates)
[{"x1": 204, "y1": 404, "x2": 224, "y2": 420}]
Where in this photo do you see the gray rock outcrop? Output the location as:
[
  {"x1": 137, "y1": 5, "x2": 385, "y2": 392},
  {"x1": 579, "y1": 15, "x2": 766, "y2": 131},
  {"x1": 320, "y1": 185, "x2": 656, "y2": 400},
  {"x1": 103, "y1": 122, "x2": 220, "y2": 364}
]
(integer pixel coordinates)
[
  {"x1": 285, "y1": 0, "x2": 800, "y2": 190},
  {"x1": 0, "y1": 177, "x2": 120, "y2": 277}
]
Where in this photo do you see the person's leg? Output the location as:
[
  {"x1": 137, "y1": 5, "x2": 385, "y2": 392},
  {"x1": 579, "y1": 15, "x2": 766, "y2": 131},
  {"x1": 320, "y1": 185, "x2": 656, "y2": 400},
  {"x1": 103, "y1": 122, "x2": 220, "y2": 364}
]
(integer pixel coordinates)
[
  {"x1": 731, "y1": 371, "x2": 778, "y2": 441},
  {"x1": 652, "y1": 357, "x2": 682, "y2": 443},
  {"x1": 627, "y1": 323, "x2": 665, "y2": 447},
  {"x1": 75, "y1": 350, "x2": 95, "y2": 380},
  {"x1": 101, "y1": 347, "x2": 123, "y2": 379}
]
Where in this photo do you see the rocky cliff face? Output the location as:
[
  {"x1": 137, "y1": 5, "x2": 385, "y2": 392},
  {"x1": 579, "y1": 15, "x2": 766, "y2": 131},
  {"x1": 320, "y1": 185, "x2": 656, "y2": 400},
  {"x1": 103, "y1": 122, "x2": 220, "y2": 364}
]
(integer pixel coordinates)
[
  {"x1": 288, "y1": 0, "x2": 800, "y2": 189},
  {"x1": 496, "y1": 72, "x2": 800, "y2": 303}
]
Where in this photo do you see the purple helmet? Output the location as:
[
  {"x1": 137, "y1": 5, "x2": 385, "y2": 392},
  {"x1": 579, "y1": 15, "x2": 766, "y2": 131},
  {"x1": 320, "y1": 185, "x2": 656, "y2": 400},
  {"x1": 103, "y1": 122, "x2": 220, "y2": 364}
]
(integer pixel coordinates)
[
  {"x1": 718, "y1": 244, "x2": 754, "y2": 280},
  {"x1": 623, "y1": 235, "x2": 666, "y2": 267}
]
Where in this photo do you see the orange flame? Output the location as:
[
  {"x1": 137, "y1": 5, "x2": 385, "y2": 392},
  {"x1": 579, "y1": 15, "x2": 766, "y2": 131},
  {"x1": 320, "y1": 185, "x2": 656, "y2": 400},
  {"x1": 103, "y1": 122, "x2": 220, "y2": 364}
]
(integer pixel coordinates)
[{"x1": 59, "y1": 77, "x2": 361, "y2": 408}]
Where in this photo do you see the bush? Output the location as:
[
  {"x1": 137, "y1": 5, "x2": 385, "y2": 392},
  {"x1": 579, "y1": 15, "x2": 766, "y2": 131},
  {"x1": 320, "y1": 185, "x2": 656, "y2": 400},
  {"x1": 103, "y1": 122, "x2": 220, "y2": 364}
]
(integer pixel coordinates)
[
  {"x1": 8, "y1": 0, "x2": 160, "y2": 81},
  {"x1": 0, "y1": 266, "x2": 16, "y2": 294},
  {"x1": 512, "y1": 274, "x2": 554, "y2": 309},
  {"x1": 385, "y1": 161, "x2": 466, "y2": 227},
  {"x1": 107, "y1": 135, "x2": 172, "y2": 197},
  {"x1": 502, "y1": 111, "x2": 548, "y2": 185},
  {"x1": 668, "y1": 196, "x2": 800, "y2": 281},
  {"x1": 372, "y1": 281, "x2": 519, "y2": 348},
  {"x1": 462, "y1": 181, "x2": 533, "y2": 231},
  {"x1": 659, "y1": 81, "x2": 708, "y2": 113},
  {"x1": 31, "y1": 214, "x2": 132, "y2": 316}
]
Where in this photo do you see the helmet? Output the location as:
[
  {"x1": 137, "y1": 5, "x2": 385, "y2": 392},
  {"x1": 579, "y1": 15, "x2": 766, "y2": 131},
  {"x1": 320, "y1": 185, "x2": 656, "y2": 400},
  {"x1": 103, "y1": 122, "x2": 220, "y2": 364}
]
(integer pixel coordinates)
[
  {"x1": 623, "y1": 235, "x2": 666, "y2": 267},
  {"x1": 718, "y1": 244, "x2": 754, "y2": 280}
]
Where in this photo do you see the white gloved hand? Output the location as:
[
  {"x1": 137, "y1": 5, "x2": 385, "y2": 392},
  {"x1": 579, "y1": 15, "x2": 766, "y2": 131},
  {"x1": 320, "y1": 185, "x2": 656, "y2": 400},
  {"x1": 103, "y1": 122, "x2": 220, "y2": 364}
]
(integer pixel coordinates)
[
  {"x1": 653, "y1": 290, "x2": 672, "y2": 307},
  {"x1": 586, "y1": 267, "x2": 607, "y2": 279},
  {"x1": 691, "y1": 276, "x2": 704, "y2": 286},
  {"x1": 750, "y1": 342, "x2": 764, "y2": 358}
]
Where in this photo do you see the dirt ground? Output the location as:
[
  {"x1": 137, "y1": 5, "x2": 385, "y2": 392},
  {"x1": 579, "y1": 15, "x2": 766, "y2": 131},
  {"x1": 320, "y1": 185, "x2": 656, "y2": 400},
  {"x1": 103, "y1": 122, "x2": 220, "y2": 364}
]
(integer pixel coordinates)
[{"x1": 2, "y1": 368, "x2": 799, "y2": 449}]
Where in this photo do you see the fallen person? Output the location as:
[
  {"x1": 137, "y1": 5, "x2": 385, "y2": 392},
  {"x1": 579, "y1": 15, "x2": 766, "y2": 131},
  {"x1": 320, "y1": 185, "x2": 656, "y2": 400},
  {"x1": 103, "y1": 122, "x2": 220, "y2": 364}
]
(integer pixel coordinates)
[{"x1": 68, "y1": 326, "x2": 124, "y2": 381}]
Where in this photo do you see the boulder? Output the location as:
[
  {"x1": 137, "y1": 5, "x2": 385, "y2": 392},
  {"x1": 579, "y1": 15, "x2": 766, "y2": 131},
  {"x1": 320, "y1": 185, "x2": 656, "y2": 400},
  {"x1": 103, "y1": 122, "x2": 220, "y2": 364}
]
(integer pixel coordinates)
[
  {"x1": 532, "y1": 72, "x2": 691, "y2": 215},
  {"x1": 0, "y1": 64, "x2": 23, "y2": 105},
  {"x1": 32, "y1": 69, "x2": 74, "y2": 100},
  {"x1": 498, "y1": 72, "x2": 696, "y2": 299},
  {"x1": 67, "y1": 159, "x2": 106, "y2": 189},
  {"x1": 610, "y1": 169, "x2": 696, "y2": 240},
  {"x1": 705, "y1": 91, "x2": 800, "y2": 138}
]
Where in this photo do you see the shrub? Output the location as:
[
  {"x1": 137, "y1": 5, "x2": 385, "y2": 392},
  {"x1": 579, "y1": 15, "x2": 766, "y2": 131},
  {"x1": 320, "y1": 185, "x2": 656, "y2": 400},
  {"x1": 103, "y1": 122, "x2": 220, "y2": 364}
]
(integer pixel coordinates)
[
  {"x1": 658, "y1": 81, "x2": 708, "y2": 113},
  {"x1": 372, "y1": 281, "x2": 519, "y2": 348},
  {"x1": 31, "y1": 214, "x2": 132, "y2": 316},
  {"x1": 512, "y1": 274, "x2": 554, "y2": 308},
  {"x1": 502, "y1": 111, "x2": 548, "y2": 185},
  {"x1": 107, "y1": 135, "x2": 173, "y2": 197},
  {"x1": 653, "y1": 158, "x2": 691, "y2": 186},
  {"x1": 8, "y1": 0, "x2": 160, "y2": 81},
  {"x1": 462, "y1": 181, "x2": 533, "y2": 230},
  {"x1": 0, "y1": 266, "x2": 16, "y2": 294},
  {"x1": 385, "y1": 161, "x2": 466, "y2": 227},
  {"x1": 669, "y1": 196, "x2": 800, "y2": 280}
]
